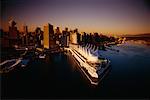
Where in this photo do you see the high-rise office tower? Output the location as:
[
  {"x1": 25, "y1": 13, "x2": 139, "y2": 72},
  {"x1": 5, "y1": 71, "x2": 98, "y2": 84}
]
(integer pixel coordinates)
[
  {"x1": 23, "y1": 25, "x2": 28, "y2": 45},
  {"x1": 35, "y1": 27, "x2": 43, "y2": 47},
  {"x1": 70, "y1": 29, "x2": 78, "y2": 44},
  {"x1": 43, "y1": 23, "x2": 55, "y2": 49},
  {"x1": 9, "y1": 19, "x2": 18, "y2": 39},
  {"x1": 23, "y1": 26, "x2": 28, "y2": 34},
  {"x1": 55, "y1": 27, "x2": 61, "y2": 45},
  {"x1": 61, "y1": 27, "x2": 70, "y2": 47},
  {"x1": 8, "y1": 19, "x2": 19, "y2": 47}
]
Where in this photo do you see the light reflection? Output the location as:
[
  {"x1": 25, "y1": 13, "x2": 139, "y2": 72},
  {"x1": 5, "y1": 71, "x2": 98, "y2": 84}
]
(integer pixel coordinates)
[{"x1": 77, "y1": 45, "x2": 99, "y2": 63}]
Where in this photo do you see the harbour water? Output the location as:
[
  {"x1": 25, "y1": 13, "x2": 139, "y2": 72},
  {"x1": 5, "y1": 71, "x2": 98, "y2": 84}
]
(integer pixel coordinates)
[{"x1": 1, "y1": 40, "x2": 150, "y2": 99}]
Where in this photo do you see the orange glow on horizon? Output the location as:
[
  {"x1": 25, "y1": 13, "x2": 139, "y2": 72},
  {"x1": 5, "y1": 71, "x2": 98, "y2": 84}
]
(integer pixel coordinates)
[{"x1": 1, "y1": 19, "x2": 150, "y2": 35}]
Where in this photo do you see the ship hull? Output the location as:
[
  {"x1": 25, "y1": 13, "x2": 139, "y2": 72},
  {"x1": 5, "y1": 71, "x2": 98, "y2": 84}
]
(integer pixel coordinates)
[{"x1": 66, "y1": 48, "x2": 111, "y2": 85}]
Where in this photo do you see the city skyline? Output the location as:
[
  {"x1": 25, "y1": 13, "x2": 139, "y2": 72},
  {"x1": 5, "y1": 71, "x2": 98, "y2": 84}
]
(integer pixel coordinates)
[
  {"x1": 1, "y1": 1, "x2": 150, "y2": 99},
  {"x1": 1, "y1": 0, "x2": 150, "y2": 35}
]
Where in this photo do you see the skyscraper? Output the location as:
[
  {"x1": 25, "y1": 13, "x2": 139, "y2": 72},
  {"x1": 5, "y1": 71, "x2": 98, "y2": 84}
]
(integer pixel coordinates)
[
  {"x1": 9, "y1": 19, "x2": 18, "y2": 39},
  {"x1": 35, "y1": 27, "x2": 43, "y2": 47},
  {"x1": 61, "y1": 27, "x2": 70, "y2": 47},
  {"x1": 55, "y1": 27, "x2": 61, "y2": 45},
  {"x1": 8, "y1": 19, "x2": 19, "y2": 47},
  {"x1": 23, "y1": 26, "x2": 28, "y2": 34},
  {"x1": 23, "y1": 25, "x2": 28, "y2": 45},
  {"x1": 70, "y1": 29, "x2": 78, "y2": 44},
  {"x1": 43, "y1": 23, "x2": 55, "y2": 49}
]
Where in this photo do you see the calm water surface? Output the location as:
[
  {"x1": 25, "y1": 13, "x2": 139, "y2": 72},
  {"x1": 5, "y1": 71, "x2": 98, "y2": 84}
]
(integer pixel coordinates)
[{"x1": 1, "y1": 40, "x2": 150, "y2": 99}]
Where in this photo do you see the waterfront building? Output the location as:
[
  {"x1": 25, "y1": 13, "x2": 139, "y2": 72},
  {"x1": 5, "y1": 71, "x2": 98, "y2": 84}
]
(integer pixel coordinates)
[
  {"x1": 8, "y1": 19, "x2": 19, "y2": 47},
  {"x1": 70, "y1": 29, "x2": 78, "y2": 44},
  {"x1": 61, "y1": 27, "x2": 70, "y2": 47},
  {"x1": 55, "y1": 27, "x2": 61, "y2": 46},
  {"x1": 0, "y1": 29, "x2": 9, "y2": 48},
  {"x1": 22, "y1": 25, "x2": 28, "y2": 45},
  {"x1": 43, "y1": 23, "x2": 55, "y2": 49},
  {"x1": 35, "y1": 27, "x2": 43, "y2": 47}
]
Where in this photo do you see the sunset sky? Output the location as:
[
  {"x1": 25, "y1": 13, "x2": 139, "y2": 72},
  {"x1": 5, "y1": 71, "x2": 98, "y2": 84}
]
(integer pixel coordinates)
[{"x1": 1, "y1": 0, "x2": 150, "y2": 35}]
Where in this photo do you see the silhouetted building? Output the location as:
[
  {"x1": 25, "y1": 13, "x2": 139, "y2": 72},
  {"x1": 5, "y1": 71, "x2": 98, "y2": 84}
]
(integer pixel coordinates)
[
  {"x1": 8, "y1": 19, "x2": 19, "y2": 47},
  {"x1": 55, "y1": 27, "x2": 61, "y2": 45},
  {"x1": 0, "y1": 29, "x2": 9, "y2": 48},
  {"x1": 35, "y1": 27, "x2": 43, "y2": 47},
  {"x1": 61, "y1": 27, "x2": 70, "y2": 47},
  {"x1": 9, "y1": 20, "x2": 18, "y2": 38},
  {"x1": 82, "y1": 32, "x2": 87, "y2": 44},
  {"x1": 28, "y1": 32, "x2": 35, "y2": 45},
  {"x1": 22, "y1": 25, "x2": 28, "y2": 45},
  {"x1": 70, "y1": 29, "x2": 78, "y2": 44},
  {"x1": 55, "y1": 27, "x2": 61, "y2": 35},
  {"x1": 93, "y1": 32, "x2": 100, "y2": 44}
]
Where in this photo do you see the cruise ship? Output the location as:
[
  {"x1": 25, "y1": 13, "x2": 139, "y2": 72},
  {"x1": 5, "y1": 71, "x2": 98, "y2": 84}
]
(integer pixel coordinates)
[{"x1": 66, "y1": 44, "x2": 111, "y2": 85}]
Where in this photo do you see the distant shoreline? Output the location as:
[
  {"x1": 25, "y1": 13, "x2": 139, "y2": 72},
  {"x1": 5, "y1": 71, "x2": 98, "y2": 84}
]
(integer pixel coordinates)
[
  {"x1": 122, "y1": 33, "x2": 150, "y2": 38},
  {"x1": 125, "y1": 37, "x2": 150, "y2": 41}
]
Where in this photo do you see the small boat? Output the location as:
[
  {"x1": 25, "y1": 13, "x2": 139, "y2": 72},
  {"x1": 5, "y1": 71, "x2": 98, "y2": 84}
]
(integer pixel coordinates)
[
  {"x1": 21, "y1": 59, "x2": 30, "y2": 67},
  {"x1": 39, "y1": 53, "x2": 46, "y2": 59},
  {"x1": 0, "y1": 59, "x2": 22, "y2": 73}
]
